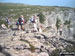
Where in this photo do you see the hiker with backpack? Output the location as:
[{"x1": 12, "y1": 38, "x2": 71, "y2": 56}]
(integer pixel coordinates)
[
  {"x1": 17, "y1": 15, "x2": 25, "y2": 30},
  {"x1": 6, "y1": 17, "x2": 10, "y2": 28},
  {"x1": 30, "y1": 15, "x2": 39, "y2": 32}
]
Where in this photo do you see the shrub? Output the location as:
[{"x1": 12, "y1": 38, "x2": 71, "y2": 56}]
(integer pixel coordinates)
[
  {"x1": 64, "y1": 20, "x2": 71, "y2": 28},
  {"x1": 56, "y1": 18, "x2": 61, "y2": 30},
  {"x1": 0, "y1": 19, "x2": 8, "y2": 27},
  {"x1": 49, "y1": 49, "x2": 60, "y2": 56},
  {"x1": 64, "y1": 20, "x2": 70, "y2": 25},
  {"x1": 65, "y1": 45, "x2": 75, "y2": 52},
  {"x1": 20, "y1": 39, "x2": 36, "y2": 52},
  {"x1": 9, "y1": 25, "x2": 13, "y2": 28},
  {"x1": 64, "y1": 20, "x2": 71, "y2": 33},
  {"x1": 38, "y1": 13, "x2": 45, "y2": 24},
  {"x1": 29, "y1": 43, "x2": 36, "y2": 52}
]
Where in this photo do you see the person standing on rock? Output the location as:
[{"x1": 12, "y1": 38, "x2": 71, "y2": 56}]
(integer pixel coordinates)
[
  {"x1": 59, "y1": 24, "x2": 63, "y2": 36},
  {"x1": 39, "y1": 24, "x2": 43, "y2": 33},
  {"x1": 6, "y1": 17, "x2": 10, "y2": 28},
  {"x1": 30, "y1": 15, "x2": 38, "y2": 32},
  {"x1": 36, "y1": 14, "x2": 43, "y2": 33},
  {"x1": 17, "y1": 15, "x2": 25, "y2": 30}
]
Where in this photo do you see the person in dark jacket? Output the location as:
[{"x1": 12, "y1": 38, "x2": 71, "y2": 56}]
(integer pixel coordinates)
[
  {"x1": 6, "y1": 17, "x2": 10, "y2": 28},
  {"x1": 17, "y1": 15, "x2": 25, "y2": 30}
]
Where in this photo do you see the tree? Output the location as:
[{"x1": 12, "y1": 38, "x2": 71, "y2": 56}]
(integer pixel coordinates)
[{"x1": 38, "y1": 13, "x2": 45, "y2": 24}]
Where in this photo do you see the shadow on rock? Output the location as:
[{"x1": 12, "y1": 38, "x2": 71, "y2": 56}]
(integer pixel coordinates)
[
  {"x1": 41, "y1": 34, "x2": 48, "y2": 40},
  {"x1": 11, "y1": 28, "x2": 19, "y2": 31},
  {"x1": 59, "y1": 38, "x2": 75, "y2": 46},
  {"x1": 0, "y1": 45, "x2": 11, "y2": 56}
]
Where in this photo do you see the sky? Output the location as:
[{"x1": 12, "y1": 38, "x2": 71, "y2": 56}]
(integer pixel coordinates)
[{"x1": 0, "y1": 0, "x2": 75, "y2": 8}]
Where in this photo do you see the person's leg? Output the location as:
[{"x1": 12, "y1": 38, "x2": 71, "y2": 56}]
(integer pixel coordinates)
[
  {"x1": 8, "y1": 22, "x2": 10, "y2": 28},
  {"x1": 39, "y1": 25, "x2": 42, "y2": 33},
  {"x1": 60, "y1": 31, "x2": 62, "y2": 35},
  {"x1": 21, "y1": 25, "x2": 25, "y2": 31},
  {"x1": 18, "y1": 25, "x2": 21, "y2": 30},
  {"x1": 17, "y1": 25, "x2": 19, "y2": 30},
  {"x1": 39, "y1": 27, "x2": 42, "y2": 33},
  {"x1": 34, "y1": 23, "x2": 38, "y2": 32},
  {"x1": 8, "y1": 25, "x2": 10, "y2": 28},
  {"x1": 22, "y1": 25, "x2": 25, "y2": 30}
]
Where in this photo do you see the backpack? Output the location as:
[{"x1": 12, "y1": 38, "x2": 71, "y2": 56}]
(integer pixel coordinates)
[
  {"x1": 18, "y1": 18, "x2": 25, "y2": 24},
  {"x1": 30, "y1": 18, "x2": 35, "y2": 23},
  {"x1": 16, "y1": 21, "x2": 19, "y2": 25},
  {"x1": 6, "y1": 19, "x2": 9, "y2": 23}
]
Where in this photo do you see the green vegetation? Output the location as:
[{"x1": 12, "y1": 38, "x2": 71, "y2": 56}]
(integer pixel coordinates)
[
  {"x1": 65, "y1": 45, "x2": 75, "y2": 52},
  {"x1": 9, "y1": 25, "x2": 13, "y2": 28},
  {"x1": 61, "y1": 38, "x2": 75, "y2": 52},
  {"x1": 29, "y1": 43, "x2": 36, "y2": 52},
  {"x1": 20, "y1": 39, "x2": 36, "y2": 52},
  {"x1": 49, "y1": 49, "x2": 60, "y2": 56},
  {"x1": 64, "y1": 19, "x2": 71, "y2": 33},
  {"x1": 38, "y1": 13, "x2": 45, "y2": 23},
  {"x1": 0, "y1": 19, "x2": 13, "y2": 28},
  {"x1": 64, "y1": 20, "x2": 71, "y2": 28},
  {"x1": 0, "y1": 19, "x2": 8, "y2": 27},
  {"x1": 64, "y1": 19, "x2": 70, "y2": 25},
  {"x1": 0, "y1": 3, "x2": 74, "y2": 22},
  {"x1": 0, "y1": 3, "x2": 55, "y2": 20},
  {"x1": 56, "y1": 18, "x2": 61, "y2": 30}
]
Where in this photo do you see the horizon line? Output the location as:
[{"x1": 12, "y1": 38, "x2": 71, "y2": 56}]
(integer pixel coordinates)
[{"x1": 0, "y1": 2, "x2": 74, "y2": 8}]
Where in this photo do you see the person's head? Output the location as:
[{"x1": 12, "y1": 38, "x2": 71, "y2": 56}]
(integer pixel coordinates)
[
  {"x1": 7, "y1": 17, "x2": 10, "y2": 21},
  {"x1": 33, "y1": 15, "x2": 35, "y2": 17},
  {"x1": 33, "y1": 15, "x2": 37, "y2": 19},
  {"x1": 20, "y1": 15, "x2": 24, "y2": 18}
]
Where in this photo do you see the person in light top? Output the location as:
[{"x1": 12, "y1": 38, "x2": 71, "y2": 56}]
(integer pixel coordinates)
[
  {"x1": 30, "y1": 14, "x2": 43, "y2": 33},
  {"x1": 59, "y1": 24, "x2": 63, "y2": 36}
]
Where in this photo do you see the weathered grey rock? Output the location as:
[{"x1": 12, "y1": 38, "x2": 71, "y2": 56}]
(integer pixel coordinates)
[
  {"x1": 39, "y1": 52, "x2": 49, "y2": 56},
  {"x1": 0, "y1": 8, "x2": 75, "y2": 56},
  {"x1": 0, "y1": 53, "x2": 6, "y2": 56}
]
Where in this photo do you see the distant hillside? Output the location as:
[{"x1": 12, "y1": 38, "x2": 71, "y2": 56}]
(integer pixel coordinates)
[{"x1": 0, "y1": 3, "x2": 75, "y2": 20}]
